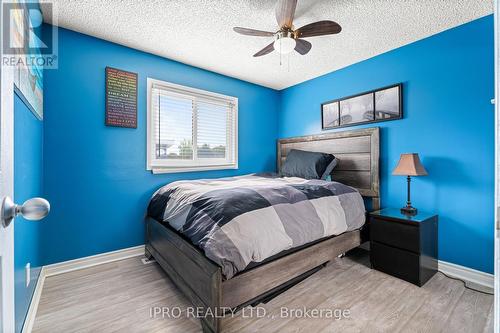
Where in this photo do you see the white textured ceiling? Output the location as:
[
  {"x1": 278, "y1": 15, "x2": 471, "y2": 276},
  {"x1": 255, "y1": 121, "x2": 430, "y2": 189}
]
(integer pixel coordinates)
[{"x1": 41, "y1": 0, "x2": 493, "y2": 90}]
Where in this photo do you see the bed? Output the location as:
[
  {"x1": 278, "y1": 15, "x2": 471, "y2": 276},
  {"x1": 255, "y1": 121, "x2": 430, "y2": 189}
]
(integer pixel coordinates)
[{"x1": 145, "y1": 127, "x2": 380, "y2": 333}]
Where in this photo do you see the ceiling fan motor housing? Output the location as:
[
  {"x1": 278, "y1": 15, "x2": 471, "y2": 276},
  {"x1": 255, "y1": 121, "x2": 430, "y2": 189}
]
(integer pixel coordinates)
[{"x1": 275, "y1": 29, "x2": 296, "y2": 41}]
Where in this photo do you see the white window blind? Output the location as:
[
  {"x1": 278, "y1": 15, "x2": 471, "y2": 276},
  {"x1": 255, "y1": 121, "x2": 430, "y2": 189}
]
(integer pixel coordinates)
[{"x1": 147, "y1": 79, "x2": 238, "y2": 173}]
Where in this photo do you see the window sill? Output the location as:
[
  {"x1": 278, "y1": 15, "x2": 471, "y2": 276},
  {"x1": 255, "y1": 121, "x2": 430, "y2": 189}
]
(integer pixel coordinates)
[{"x1": 150, "y1": 164, "x2": 238, "y2": 174}]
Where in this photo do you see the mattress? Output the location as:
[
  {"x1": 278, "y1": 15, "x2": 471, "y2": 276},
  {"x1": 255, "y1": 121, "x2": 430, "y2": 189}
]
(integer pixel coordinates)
[{"x1": 147, "y1": 173, "x2": 366, "y2": 279}]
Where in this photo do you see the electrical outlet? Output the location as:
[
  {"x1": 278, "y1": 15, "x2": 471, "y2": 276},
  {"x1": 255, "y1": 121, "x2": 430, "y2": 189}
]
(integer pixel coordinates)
[{"x1": 25, "y1": 263, "x2": 30, "y2": 287}]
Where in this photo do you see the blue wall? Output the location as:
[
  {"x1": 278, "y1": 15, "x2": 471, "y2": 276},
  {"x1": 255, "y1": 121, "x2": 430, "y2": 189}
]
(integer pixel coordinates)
[
  {"x1": 42, "y1": 27, "x2": 280, "y2": 265},
  {"x1": 279, "y1": 16, "x2": 494, "y2": 273},
  {"x1": 14, "y1": 93, "x2": 43, "y2": 333},
  {"x1": 42, "y1": 15, "x2": 494, "y2": 274}
]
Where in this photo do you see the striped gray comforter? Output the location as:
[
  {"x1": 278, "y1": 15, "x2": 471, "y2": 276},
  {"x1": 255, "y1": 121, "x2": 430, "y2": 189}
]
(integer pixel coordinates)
[{"x1": 148, "y1": 174, "x2": 365, "y2": 279}]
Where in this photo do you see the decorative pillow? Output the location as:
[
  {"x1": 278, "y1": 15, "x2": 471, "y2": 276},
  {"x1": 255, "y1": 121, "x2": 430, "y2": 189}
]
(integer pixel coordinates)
[
  {"x1": 321, "y1": 158, "x2": 338, "y2": 180},
  {"x1": 281, "y1": 149, "x2": 335, "y2": 180}
]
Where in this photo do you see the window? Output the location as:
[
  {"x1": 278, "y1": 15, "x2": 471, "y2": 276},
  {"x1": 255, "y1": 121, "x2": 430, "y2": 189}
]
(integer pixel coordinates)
[{"x1": 147, "y1": 78, "x2": 238, "y2": 173}]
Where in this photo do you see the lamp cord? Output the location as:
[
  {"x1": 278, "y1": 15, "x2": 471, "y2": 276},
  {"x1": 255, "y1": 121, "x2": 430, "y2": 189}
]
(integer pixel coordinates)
[{"x1": 438, "y1": 271, "x2": 494, "y2": 296}]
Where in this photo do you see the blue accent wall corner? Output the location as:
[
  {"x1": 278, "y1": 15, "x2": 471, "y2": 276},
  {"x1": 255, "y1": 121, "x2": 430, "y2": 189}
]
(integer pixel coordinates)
[
  {"x1": 279, "y1": 15, "x2": 495, "y2": 273},
  {"x1": 41, "y1": 25, "x2": 280, "y2": 265}
]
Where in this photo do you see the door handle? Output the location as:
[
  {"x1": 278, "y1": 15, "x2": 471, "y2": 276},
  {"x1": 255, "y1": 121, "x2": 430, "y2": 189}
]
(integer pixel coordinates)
[{"x1": 1, "y1": 196, "x2": 50, "y2": 228}]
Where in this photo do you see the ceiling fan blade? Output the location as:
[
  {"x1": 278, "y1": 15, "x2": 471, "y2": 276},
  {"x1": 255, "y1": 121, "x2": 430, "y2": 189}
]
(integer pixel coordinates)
[
  {"x1": 294, "y1": 39, "x2": 312, "y2": 55},
  {"x1": 233, "y1": 27, "x2": 275, "y2": 37},
  {"x1": 295, "y1": 20, "x2": 342, "y2": 38},
  {"x1": 253, "y1": 42, "x2": 275, "y2": 57},
  {"x1": 275, "y1": 0, "x2": 297, "y2": 28}
]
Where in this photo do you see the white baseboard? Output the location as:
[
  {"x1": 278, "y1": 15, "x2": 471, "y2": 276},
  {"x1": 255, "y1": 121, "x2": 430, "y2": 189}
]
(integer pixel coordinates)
[
  {"x1": 21, "y1": 267, "x2": 46, "y2": 333},
  {"x1": 22, "y1": 245, "x2": 145, "y2": 333},
  {"x1": 43, "y1": 245, "x2": 145, "y2": 277},
  {"x1": 438, "y1": 260, "x2": 494, "y2": 289}
]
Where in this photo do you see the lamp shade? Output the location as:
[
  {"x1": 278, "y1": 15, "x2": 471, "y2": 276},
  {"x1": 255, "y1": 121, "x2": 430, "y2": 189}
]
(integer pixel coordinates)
[{"x1": 392, "y1": 153, "x2": 428, "y2": 176}]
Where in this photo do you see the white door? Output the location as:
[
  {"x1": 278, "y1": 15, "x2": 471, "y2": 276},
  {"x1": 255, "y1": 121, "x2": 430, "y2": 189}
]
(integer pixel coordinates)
[
  {"x1": 0, "y1": 52, "x2": 15, "y2": 333},
  {"x1": 0, "y1": 71, "x2": 50, "y2": 333},
  {"x1": 0, "y1": 46, "x2": 50, "y2": 333}
]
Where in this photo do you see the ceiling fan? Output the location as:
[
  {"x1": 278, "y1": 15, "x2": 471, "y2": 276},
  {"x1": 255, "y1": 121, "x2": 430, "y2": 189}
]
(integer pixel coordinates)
[{"x1": 233, "y1": 0, "x2": 342, "y2": 57}]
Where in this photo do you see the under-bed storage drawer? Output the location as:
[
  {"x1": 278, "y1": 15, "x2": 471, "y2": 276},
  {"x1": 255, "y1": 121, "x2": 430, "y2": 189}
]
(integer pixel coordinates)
[{"x1": 370, "y1": 241, "x2": 420, "y2": 285}]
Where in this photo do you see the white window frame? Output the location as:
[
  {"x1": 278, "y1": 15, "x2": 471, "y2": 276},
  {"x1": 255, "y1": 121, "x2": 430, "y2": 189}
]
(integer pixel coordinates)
[{"x1": 147, "y1": 78, "x2": 238, "y2": 174}]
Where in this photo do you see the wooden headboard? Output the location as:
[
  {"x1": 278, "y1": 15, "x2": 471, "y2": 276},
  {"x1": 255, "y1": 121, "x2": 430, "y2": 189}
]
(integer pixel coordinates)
[{"x1": 277, "y1": 127, "x2": 380, "y2": 210}]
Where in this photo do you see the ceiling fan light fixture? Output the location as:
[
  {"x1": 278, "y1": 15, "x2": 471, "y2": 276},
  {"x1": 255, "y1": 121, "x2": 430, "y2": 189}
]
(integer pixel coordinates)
[
  {"x1": 234, "y1": 0, "x2": 342, "y2": 58},
  {"x1": 275, "y1": 31, "x2": 296, "y2": 54},
  {"x1": 275, "y1": 37, "x2": 296, "y2": 54}
]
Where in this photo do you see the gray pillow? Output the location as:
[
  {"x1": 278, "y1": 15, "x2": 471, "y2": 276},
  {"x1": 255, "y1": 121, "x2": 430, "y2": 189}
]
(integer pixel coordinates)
[{"x1": 281, "y1": 149, "x2": 335, "y2": 180}]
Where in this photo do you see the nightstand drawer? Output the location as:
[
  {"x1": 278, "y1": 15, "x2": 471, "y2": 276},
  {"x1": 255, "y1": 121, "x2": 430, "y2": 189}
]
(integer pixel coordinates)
[
  {"x1": 371, "y1": 218, "x2": 419, "y2": 253},
  {"x1": 371, "y1": 241, "x2": 420, "y2": 285}
]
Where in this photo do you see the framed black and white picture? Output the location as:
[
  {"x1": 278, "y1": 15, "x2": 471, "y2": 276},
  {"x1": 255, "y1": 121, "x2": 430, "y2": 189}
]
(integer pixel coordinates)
[
  {"x1": 321, "y1": 83, "x2": 402, "y2": 130},
  {"x1": 321, "y1": 101, "x2": 339, "y2": 129},
  {"x1": 375, "y1": 85, "x2": 401, "y2": 120},
  {"x1": 340, "y1": 93, "x2": 374, "y2": 126}
]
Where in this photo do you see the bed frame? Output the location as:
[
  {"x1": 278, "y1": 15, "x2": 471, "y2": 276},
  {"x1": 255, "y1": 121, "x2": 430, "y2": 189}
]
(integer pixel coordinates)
[{"x1": 145, "y1": 127, "x2": 380, "y2": 333}]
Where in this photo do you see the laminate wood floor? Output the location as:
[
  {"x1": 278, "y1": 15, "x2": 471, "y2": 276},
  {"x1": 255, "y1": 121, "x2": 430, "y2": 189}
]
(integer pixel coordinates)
[{"x1": 33, "y1": 250, "x2": 494, "y2": 333}]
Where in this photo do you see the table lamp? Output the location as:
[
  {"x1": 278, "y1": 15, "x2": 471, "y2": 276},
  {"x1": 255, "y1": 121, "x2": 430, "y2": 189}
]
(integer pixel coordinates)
[{"x1": 392, "y1": 153, "x2": 428, "y2": 216}]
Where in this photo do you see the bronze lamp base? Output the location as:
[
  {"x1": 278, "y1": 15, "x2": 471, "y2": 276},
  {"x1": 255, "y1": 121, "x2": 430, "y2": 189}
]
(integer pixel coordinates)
[{"x1": 401, "y1": 206, "x2": 417, "y2": 216}]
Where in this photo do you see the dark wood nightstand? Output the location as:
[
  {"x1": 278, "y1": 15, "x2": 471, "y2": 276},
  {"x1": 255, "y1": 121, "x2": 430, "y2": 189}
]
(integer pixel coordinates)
[{"x1": 369, "y1": 208, "x2": 438, "y2": 287}]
